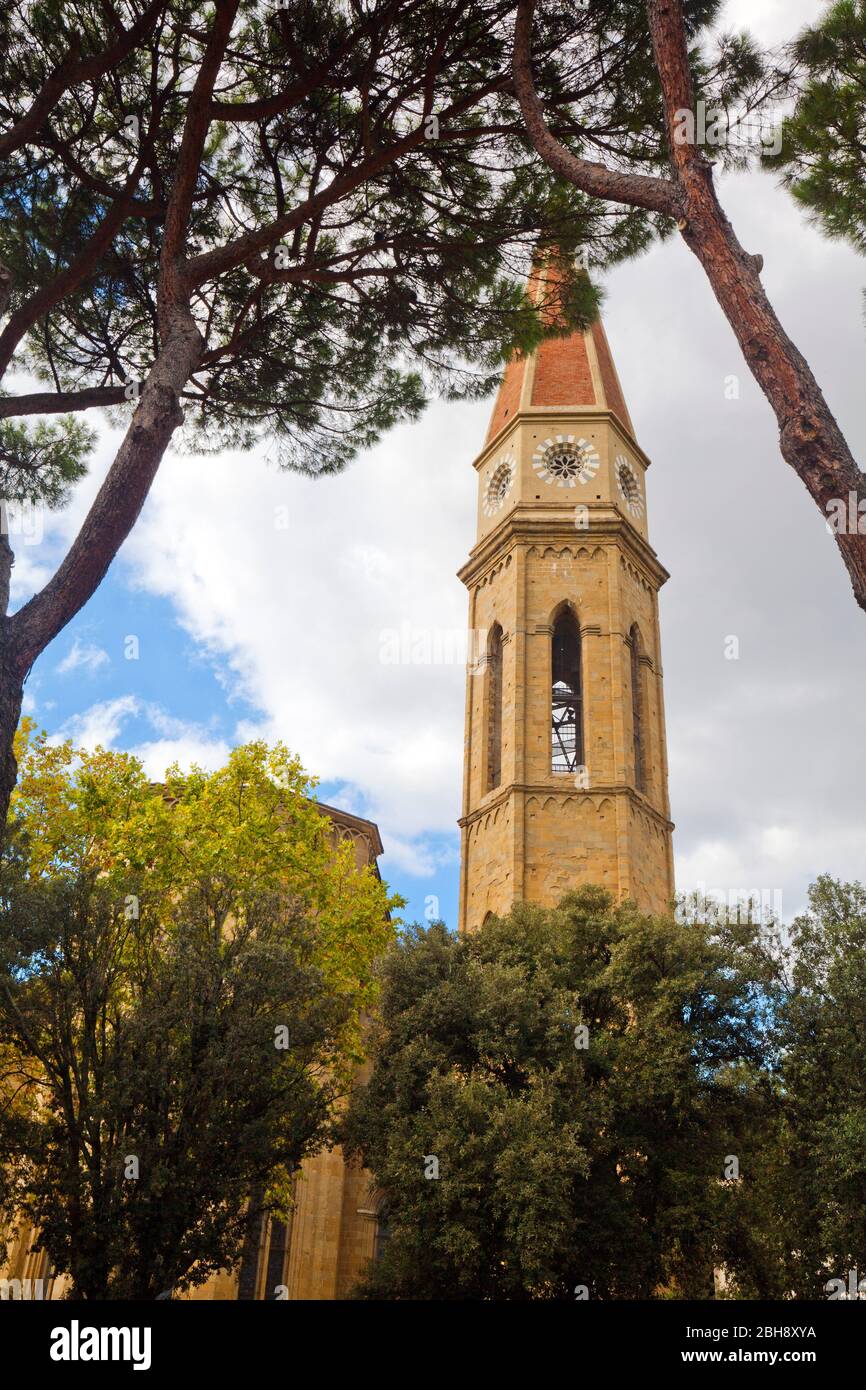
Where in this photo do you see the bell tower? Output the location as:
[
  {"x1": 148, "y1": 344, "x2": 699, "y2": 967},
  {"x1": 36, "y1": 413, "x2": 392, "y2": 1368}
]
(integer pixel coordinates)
[{"x1": 457, "y1": 264, "x2": 675, "y2": 930}]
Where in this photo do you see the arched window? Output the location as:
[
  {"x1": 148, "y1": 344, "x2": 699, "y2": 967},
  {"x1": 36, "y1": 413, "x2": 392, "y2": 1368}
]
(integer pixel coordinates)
[
  {"x1": 629, "y1": 624, "x2": 645, "y2": 793},
  {"x1": 487, "y1": 623, "x2": 503, "y2": 791},
  {"x1": 551, "y1": 608, "x2": 583, "y2": 773}
]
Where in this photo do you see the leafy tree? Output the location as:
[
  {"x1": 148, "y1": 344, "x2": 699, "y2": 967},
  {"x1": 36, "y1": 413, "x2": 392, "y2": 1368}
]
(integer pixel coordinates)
[
  {"x1": 342, "y1": 888, "x2": 776, "y2": 1300},
  {"x1": 512, "y1": 0, "x2": 866, "y2": 617},
  {"x1": 0, "y1": 723, "x2": 398, "y2": 1299},
  {"x1": 0, "y1": 0, "x2": 677, "y2": 831},
  {"x1": 721, "y1": 876, "x2": 866, "y2": 1300}
]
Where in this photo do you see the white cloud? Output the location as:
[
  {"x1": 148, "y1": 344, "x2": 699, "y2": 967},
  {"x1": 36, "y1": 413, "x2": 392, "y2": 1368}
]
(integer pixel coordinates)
[
  {"x1": 54, "y1": 694, "x2": 140, "y2": 749},
  {"x1": 379, "y1": 830, "x2": 461, "y2": 879},
  {"x1": 9, "y1": 547, "x2": 54, "y2": 601},
  {"x1": 123, "y1": 399, "x2": 480, "y2": 868},
  {"x1": 721, "y1": 0, "x2": 816, "y2": 46},
  {"x1": 51, "y1": 696, "x2": 230, "y2": 781},
  {"x1": 130, "y1": 735, "x2": 231, "y2": 781},
  {"x1": 379, "y1": 834, "x2": 439, "y2": 878},
  {"x1": 56, "y1": 637, "x2": 111, "y2": 676}
]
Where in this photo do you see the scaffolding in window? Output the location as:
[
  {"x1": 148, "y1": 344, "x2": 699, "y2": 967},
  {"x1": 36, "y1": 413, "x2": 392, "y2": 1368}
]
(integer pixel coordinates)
[
  {"x1": 552, "y1": 681, "x2": 581, "y2": 773},
  {"x1": 551, "y1": 610, "x2": 583, "y2": 774},
  {"x1": 629, "y1": 625, "x2": 644, "y2": 793},
  {"x1": 487, "y1": 624, "x2": 503, "y2": 790}
]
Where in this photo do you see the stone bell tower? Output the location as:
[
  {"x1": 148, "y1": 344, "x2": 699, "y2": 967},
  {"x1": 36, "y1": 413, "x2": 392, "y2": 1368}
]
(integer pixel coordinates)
[{"x1": 457, "y1": 262, "x2": 675, "y2": 930}]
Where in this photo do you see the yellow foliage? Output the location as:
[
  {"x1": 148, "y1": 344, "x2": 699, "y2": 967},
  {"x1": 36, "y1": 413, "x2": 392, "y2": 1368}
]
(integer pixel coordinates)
[{"x1": 9, "y1": 718, "x2": 402, "y2": 1064}]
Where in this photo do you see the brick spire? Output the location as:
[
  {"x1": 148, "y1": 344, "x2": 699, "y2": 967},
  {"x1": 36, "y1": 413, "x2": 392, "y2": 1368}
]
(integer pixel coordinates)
[{"x1": 486, "y1": 255, "x2": 633, "y2": 443}]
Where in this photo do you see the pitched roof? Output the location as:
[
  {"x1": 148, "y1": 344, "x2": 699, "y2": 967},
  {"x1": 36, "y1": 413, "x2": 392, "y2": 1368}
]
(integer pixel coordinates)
[{"x1": 486, "y1": 256, "x2": 633, "y2": 442}]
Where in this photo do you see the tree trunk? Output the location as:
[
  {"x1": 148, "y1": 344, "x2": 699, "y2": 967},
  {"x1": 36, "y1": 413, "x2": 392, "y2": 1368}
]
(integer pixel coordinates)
[
  {"x1": 0, "y1": 645, "x2": 22, "y2": 842},
  {"x1": 0, "y1": 317, "x2": 203, "y2": 839},
  {"x1": 0, "y1": 524, "x2": 21, "y2": 840},
  {"x1": 675, "y1": 182, "x2": 866, "y2": 609},
  {"x1": 645, "y1": 0, "x2": 866, "y2": 613}
]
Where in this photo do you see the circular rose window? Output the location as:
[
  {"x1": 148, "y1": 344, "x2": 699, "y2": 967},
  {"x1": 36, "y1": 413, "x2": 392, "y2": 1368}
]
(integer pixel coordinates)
[
  {"x1": 615, "y1": 455, "x2": 644, "y2": 517},
  {"x1": 483, "y1": 457, "x2": 515, "y2": 516},
  {"x1": 532, "y1": 436, "x2": 600, "y2": 488}
]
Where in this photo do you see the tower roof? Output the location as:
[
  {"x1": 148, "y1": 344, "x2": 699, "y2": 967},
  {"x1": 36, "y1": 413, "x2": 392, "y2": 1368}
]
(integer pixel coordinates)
[{"x1": 486, "y1": 259, "x2": 634, "y2": 444}]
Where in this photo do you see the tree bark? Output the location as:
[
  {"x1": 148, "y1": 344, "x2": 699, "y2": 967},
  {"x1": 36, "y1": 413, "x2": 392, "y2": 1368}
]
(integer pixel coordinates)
[
  {"x1": 0, "y1": 386, "x2": 129, "y2": 418},
  {"x1": 8, "y1": 322, "x2": 203, "y2": 679},
  {"x1": 0, "y1": 320, "x2": 203, "y2": 841},
  {"x1": 513, "y1": 0, "x2": 866, "y2": 614},
  {"x1": 0, "y1": 633, "x2": 23, "y2": 846},
  {"x1": 645, "y1": 0, "x2": 866, "y2": 613}
]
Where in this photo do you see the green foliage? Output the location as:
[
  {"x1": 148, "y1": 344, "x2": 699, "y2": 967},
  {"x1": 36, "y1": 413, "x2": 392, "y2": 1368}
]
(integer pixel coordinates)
[
  {"x1": 0, "y1": 416, "x2": 92, "y2": 505},
  {"x1": 342, "y1": 887, "x2": 777, "y2": 1299},
  {"x1": 765, "y1": 1, "x2": 866, "y2": 253},
  {"x1": 720, "y1": 876, "x2": 866, "y2": 1299},
  {"x1": 347, "y1": 878, "x2": 866, "y2": 1300},
  {"x1": 0, "y1": 723, "x2": 399, "y2": 1298}
]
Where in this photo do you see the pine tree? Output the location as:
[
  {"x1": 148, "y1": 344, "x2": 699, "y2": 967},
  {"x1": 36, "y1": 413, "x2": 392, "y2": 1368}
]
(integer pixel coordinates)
[{"x1": 0, "y1": 0, "x2": 680, "y2": 832}]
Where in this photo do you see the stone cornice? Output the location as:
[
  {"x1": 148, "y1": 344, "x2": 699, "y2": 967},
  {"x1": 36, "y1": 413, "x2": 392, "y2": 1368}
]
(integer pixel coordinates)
[
  {"x1": 459, "y1": 781, "x2": 675, "y2": 835},
  {"x1": 457, "y1": 506, "x2": 670, "y2": 591}
]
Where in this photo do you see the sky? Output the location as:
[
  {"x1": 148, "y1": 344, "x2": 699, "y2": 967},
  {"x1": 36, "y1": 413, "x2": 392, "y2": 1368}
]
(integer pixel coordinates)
[{"x1": 11, "y1": 0, "x2": 865, "y2": 931}]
